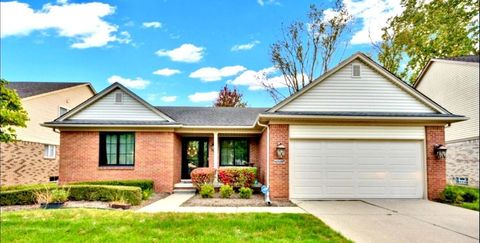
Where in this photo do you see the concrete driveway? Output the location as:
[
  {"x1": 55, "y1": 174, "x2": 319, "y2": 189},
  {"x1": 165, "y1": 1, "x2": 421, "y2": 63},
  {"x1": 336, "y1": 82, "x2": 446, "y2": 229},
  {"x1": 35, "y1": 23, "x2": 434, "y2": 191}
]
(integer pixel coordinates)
[{"x1": 295, "y1": 199, "x2": 479, "y2": 243}]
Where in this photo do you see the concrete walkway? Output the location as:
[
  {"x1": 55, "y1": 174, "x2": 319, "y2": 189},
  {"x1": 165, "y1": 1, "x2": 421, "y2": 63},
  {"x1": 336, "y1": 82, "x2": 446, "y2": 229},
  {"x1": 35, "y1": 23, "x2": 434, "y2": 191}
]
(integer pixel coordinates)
[
  {"x1": 137, "y1": 193, "x2": 305, "y2": 214},
  {"x1": 295, "y1": 199, "x2": 479, "y2": 243}
]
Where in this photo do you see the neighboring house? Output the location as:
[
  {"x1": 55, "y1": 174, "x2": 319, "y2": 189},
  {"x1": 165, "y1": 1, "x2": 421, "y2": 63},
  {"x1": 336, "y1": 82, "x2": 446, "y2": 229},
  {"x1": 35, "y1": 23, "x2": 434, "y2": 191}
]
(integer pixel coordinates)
[
  {"x1": 415, "y1": 56, "x2": 479, "y2": 187},
  {"x1": 44, "y1": 53, "x2": 466, "y2": 201},
  {"x1": 0, "y1": 82, "x2": 95, "y2": 185}
]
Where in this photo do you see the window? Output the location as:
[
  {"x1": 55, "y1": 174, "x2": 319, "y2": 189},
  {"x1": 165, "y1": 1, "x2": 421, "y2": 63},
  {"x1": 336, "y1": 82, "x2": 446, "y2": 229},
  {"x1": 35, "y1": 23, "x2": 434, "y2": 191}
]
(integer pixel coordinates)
[
  {"x1": 115, "y1": 92, "x2": 123, "y2": 103},
  {"x1": 49, "y1": 176, "x2": 59, "y2": 182},
  {"x1": 59, "y1": 107, "x2": 69, "y2": 116},
  {"x1": 99, "y1": 132, "x2": 135, "y2": 166},
  {"x1": 220, "y1": 139, "x2": 249, "y2": 166},
  {"x1": 352, "y1": 64, "x2": 361, "y2": 77},
  {"x1": 455, "y1": 177, "x2": 468, "y2": 185},
  {"x1": 44, "y1": 145, "x2": 56, "y2": 159}
]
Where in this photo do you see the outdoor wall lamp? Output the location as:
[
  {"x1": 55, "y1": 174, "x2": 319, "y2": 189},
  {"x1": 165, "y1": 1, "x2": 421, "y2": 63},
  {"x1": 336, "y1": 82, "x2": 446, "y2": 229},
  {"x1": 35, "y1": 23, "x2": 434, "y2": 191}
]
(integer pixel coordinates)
[
  {"x1": 434, "y1": 144, "x2": 447, "y2": 159},
  {"x1": 276, "y1": 143, "x2": 286, "y2": 159}
]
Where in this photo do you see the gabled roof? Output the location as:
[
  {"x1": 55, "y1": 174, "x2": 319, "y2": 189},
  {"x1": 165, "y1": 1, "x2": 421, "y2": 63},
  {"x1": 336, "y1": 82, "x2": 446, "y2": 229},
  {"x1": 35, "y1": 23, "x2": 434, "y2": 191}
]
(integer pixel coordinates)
[
  {"x1": 157, "y1": 106, "x2": 267, "y2": 126},
  {"x1": 6, "y1": 81, "x2": 95, "y2": 99},
  {"x1": 55, "y1": 82, "x2": 175, "y2": 123},
  {"x1": 268, "y1": 52, "x2": 452, "y2": 114},
  {"x1": 414, "y1": 55, "x2": 480, "y2": 88}
]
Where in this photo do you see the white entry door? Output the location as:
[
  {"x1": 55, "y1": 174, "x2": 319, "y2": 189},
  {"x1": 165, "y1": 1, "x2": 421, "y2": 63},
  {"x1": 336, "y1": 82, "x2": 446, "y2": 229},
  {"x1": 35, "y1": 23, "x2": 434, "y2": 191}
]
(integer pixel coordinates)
[{"x1": 290, "y1": 140, "x2": 424, "y2": 199}]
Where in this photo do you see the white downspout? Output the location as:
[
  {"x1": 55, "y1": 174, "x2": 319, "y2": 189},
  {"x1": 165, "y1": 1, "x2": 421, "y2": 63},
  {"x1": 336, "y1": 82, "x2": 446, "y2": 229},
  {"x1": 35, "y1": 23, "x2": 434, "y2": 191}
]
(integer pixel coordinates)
[{"x1": 257, "y1": 121, "x2": 271, "y2": 205}]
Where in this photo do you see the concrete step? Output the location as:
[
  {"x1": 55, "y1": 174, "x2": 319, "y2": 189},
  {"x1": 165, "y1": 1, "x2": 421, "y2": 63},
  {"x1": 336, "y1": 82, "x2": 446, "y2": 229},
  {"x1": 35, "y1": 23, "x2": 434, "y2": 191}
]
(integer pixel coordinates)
[
  {"x1": 173, "y1": 188, "x2": 196, "y2": 194},
  {"x1": 174, "y1": 183, "x2": 195, "y2": 189},
  {"x1": 180, "y1": 179, "x2": 192, "y2": 183}
]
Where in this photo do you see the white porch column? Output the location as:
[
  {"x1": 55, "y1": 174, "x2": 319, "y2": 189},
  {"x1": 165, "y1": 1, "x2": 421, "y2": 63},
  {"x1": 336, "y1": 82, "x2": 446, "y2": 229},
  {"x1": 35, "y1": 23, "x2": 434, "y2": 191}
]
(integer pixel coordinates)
[{"x1": 213, "y1": 132, "x2": 219, "y2": 169}]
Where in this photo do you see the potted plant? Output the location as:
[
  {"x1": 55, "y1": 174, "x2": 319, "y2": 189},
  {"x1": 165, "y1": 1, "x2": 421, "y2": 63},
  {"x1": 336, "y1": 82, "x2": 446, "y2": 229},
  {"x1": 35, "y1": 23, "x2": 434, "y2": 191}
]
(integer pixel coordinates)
[{"x1": 36, "y1": 188, "x2": 69, "y2": 209}]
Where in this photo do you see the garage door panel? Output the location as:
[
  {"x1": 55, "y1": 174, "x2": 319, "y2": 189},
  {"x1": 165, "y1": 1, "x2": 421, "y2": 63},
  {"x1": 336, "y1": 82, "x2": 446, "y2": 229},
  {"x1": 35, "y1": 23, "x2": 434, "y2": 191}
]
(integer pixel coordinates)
[{"x1": 291, "y1": 139, "x2": 424, "y2": 199}]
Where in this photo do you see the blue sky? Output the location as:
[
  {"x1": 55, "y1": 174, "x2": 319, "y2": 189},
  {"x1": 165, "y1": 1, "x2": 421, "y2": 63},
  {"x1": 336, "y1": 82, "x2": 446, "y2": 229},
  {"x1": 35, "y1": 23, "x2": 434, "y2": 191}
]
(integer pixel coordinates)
[{"x1": 1, "y1": 0, "x2": 403, "y2": 107}]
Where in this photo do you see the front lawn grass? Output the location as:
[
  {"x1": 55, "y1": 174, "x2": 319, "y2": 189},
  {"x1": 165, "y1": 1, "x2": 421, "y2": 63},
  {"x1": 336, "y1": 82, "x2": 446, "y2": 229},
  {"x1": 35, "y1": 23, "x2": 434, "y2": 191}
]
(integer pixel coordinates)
[{"x1": 0, "y1": 209, "x2": 351, "y2": 242}]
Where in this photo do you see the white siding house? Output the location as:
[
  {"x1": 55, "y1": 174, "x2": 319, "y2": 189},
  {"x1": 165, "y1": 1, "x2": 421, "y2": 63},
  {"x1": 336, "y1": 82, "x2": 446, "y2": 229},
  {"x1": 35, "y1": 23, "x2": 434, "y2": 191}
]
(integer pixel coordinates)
[{"x1": 415, "y1": 56, "x2": 479, "y2": 187}]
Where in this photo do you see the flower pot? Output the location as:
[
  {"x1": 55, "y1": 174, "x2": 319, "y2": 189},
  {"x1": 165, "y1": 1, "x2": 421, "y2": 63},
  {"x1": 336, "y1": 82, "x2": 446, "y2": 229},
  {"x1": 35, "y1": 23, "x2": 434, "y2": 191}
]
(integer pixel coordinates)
[
  {"x1": 110, "y1": 203, "x2": 131, "y2": 210},
  {"x1": 40, "y1": 202, "x2": 65, "y2": 209}
]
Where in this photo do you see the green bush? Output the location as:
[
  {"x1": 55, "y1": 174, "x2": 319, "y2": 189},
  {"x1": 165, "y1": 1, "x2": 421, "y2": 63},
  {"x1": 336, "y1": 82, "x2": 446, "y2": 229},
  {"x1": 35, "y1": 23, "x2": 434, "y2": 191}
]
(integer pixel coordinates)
[
  {"x1": 51, "y1": 189, "x2": 69, "y2": 203},
  {"x1": 462, "y1": 190, "x2": 478, "y2": 203},
  {"x1": 142, "y1": 188, "x2": 154, "y2": 200},
  {"x1": 0, "y1": 183, "x2": 57, "y2": 192},
  {"x1": 69, "y1": 180, "x2": 153, "y2": 192},
  {"x1": 239, "y1": 187, "x2": 253, "y2": 199},
  {"x1": 67, "y1": 185, "x2": 142, "y2": 205},
  {"x1": 220, "y1": 185, "x2": 234, "y2": 198},
  {"x1": 199, "y1": 184, "x2": 214, "y2": 198},
  {"x1": 1, "y1": 185, "x2": 142, "y2": 206}
]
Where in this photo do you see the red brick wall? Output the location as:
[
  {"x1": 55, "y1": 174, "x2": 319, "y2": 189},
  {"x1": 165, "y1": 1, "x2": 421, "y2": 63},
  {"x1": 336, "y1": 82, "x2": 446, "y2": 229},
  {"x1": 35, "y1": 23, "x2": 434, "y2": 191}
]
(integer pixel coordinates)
[
  {"x1": 425, "y1": 126, "x2": 447, "y2": 200},
  {"x1": 268, "y1": 124, "x2": 289, "y2": 200},
  {"x1": 1, "y1": 141, "x2": 59, "y2": 185},
  {"x1": 173, "y1": 134, "x2": 182, "y2": 185},
  {"x1": 59, "y1": 131, "x2": 181, "y2": 192}
]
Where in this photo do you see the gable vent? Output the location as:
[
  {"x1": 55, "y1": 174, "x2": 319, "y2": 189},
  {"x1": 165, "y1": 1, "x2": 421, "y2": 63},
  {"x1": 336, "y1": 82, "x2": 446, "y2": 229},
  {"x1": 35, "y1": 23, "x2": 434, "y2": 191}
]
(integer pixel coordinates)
[
  {"x1": 352, "y1": 64, "x2": 361, "y2": 77},
  {"x1": 115, "y1": 92, "x2": 123, "y2": 103}
]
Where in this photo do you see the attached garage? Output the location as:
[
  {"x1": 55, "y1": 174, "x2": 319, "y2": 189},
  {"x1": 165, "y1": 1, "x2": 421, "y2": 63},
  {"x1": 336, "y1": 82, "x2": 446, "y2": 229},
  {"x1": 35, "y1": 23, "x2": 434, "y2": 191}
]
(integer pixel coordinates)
[{"x1": 289, "y1": 125, "x2": 426, "y2": 199}]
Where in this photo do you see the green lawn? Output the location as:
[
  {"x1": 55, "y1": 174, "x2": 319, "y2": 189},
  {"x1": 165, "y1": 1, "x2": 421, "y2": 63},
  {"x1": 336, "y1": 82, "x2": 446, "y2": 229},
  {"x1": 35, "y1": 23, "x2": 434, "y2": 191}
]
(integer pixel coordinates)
[{"x1": 0, "y1": 209, "x2": 350, "y2": 242}]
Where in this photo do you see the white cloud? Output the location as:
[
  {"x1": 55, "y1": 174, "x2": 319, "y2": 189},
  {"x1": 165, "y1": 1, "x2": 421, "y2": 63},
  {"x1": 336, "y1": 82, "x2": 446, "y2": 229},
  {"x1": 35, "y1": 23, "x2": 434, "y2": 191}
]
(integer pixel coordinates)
[
  {"x1": 0, "y1": 1, "x2": 131, "y2": 48},
  {"x1": 189, "y1": 65, "x2": 247, "y2": 82},
  {"x1": 188, "y1": 91, "x2": 219, "y2": 103},
  {"x1": 107, "y1": 75, "x2": 150, "y2": 89},
  {"x1": 142, "y1": 21, "x2": 162, "y2": 28},
  {"x1": 155, "y1": 44, "x2": 205, "y2": 63},
  {"x1": 228, "y1": 67, "x2": 287, "y2": 90},
  {"x1": 343, "y1": 0, "x2": 403, "y2": 45},
  {"x1": 231, "y1": 40, "x2": 260, "y2": 51},
  {"x1": 257, "y1": 0, "x2": 280, "y2": 6},
  {"x1": 153, "y1": 68, "x2": 181, "y2": 76},
  {"x1": 160, "y1": 96, "x2": 177, "y2": 102}
]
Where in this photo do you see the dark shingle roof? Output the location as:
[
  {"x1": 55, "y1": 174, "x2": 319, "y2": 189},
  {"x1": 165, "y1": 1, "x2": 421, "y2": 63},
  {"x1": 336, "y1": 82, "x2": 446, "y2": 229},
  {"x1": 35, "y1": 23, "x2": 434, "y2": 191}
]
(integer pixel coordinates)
[
  {"x1": 266, "y1": 111, "x2": 465, "y2": 118},
  {"x1": 6, "y1": 81, "x2": 91, "y2": 98},
  {"x1": 438, "y1": 55, "x2": 479, "y2": 63},
  {"x1": 157, "y1": 106, "x2": 268, "y2": 126}
]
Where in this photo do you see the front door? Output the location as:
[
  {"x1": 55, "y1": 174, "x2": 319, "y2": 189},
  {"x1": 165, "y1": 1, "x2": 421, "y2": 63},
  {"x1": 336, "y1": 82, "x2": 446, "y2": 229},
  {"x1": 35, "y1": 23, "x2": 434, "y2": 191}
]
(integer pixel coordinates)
[{"x1": 182, "y1": 138, "x2": 209, "y2": 179}]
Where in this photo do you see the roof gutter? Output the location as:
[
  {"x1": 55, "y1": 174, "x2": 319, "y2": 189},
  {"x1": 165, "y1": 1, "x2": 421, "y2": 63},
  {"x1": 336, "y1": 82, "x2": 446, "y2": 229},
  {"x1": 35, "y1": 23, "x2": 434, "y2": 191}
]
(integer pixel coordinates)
[{"x1": 258, "y1": 114, "x2": 468, "y2": 122}]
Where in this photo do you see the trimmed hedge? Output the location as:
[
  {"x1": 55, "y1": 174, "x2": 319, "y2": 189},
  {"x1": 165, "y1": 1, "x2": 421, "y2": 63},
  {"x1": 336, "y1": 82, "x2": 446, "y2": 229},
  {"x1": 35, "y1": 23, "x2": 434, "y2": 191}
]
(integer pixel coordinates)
[
  {"x1": 0, "y1": 183, "x2": 57, "y2": 192},
  {"x1": 218, "y1": 167, "x2": 257, "y2": 188},
  {"x1": 191, "y1": 168, "x2": 215, "y2": 189},
  {"x1": 68, "y1": 179, "x2": 154, "y2": 192},
  {"x1": 0, "y1": 185, "x2": 142, "y2": 206}
]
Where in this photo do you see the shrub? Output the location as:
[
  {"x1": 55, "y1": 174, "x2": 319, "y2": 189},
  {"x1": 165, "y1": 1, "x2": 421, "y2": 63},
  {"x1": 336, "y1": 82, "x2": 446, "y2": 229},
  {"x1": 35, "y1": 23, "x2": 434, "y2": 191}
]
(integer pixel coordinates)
[
  {"x1": 220, "y1": 185, "x2": 234, "y2": 198},
  {"x1": 199, "y1": 184, "x2": 215, "y2": 198},
  {"x1": 191, "y1": 168, "x2": 216, "y2": 189},
  {"x1": 463, "y1": 191, "x2": 478, "y2": 203},
  {"x1": 239, "y1": 187, "x2": 253, "y2": 199},
  {"x1": 67, "y1": 185, "x2": 142, "y2": 205},
  {"x1": 50, "y1": 189, "x2": 69, "y2": 203},
  {"x1": 441, "y1": 186, "x2": 462, "y2": 204},
  {"x1": 69, "y1": 180, "x2": 153, "y2": 192},
  {"x1": 0, "y1": 185, "x2": 142, "y2": 206},
  {"x1": 0, "y1": 183, "x2": 57, "y2": 192},
  {"x1": 142, "y1": 188, "x2": 154, "y2": 200},
  {"x1": 218, "y1": 167, "x2": 257, "y2": 188}
]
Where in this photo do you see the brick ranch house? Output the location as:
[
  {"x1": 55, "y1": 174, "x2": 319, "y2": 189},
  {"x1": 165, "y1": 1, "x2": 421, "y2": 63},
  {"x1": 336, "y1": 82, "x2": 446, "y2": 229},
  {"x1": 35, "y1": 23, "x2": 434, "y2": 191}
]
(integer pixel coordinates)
[{"x1": 44, "y1": 53, "x2": 467, "y2": 200}]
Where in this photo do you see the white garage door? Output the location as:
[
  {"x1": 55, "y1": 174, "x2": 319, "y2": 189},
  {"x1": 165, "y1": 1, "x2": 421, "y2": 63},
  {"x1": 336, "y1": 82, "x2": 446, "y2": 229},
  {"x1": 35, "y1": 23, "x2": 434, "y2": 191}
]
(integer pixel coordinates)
[{"x1": 290, "y1": 140, "x2": 424, "y2": 199}]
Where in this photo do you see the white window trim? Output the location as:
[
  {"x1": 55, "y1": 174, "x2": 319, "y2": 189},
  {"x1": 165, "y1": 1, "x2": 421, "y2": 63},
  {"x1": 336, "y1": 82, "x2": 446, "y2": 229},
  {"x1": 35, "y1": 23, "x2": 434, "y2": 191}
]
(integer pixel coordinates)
[
  {"x1": 352, "y1": 64, "x2": 361, "y2": 78},
  {"x1": 44, "y1": 144, "x2": 56, "y2": 159}
]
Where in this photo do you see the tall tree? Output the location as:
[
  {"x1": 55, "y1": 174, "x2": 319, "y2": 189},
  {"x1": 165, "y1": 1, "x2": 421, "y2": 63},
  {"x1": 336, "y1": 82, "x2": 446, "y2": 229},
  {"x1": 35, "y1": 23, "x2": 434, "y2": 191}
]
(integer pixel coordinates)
[
  {"x1": 378, "y1": 0, "x2": 479, "y2": 83},
  {"x1": 214, "y1": 85, "x2": 247, "y2": 107},
  {"x1": 0, "y1": 79, "x2": 29, "y2": 143},
  {"x1": 265, "y1": 1, "x2": 351, "y2": 102}
]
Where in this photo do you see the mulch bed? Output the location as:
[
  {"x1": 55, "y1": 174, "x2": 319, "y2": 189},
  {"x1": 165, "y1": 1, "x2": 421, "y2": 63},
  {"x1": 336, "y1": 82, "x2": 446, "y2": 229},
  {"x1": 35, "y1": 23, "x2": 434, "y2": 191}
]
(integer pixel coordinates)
[
  {"x1": 0, "y1": 193, "x2": 170, "y2": 212},
  {"x1": 181, "y1": 193, "x2": 295, "y2": 207}
]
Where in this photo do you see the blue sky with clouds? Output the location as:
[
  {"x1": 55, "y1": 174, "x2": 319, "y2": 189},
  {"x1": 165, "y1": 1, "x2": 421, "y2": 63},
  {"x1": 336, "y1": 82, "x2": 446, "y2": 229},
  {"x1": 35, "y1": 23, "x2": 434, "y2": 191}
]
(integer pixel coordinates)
[{"x1": 1, "y1": 0, "x2": 403, "y2": 107}]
